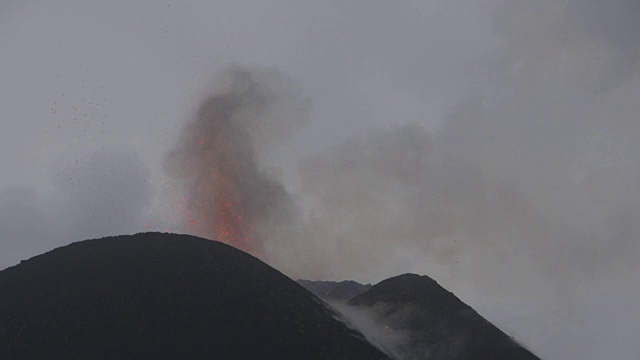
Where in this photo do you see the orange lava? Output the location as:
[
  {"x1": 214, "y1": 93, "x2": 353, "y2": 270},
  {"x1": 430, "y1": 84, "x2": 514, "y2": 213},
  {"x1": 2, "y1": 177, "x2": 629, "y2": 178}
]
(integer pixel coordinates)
[{"x1": 174, "y1": 107, "x2": 260, "y2": 256}]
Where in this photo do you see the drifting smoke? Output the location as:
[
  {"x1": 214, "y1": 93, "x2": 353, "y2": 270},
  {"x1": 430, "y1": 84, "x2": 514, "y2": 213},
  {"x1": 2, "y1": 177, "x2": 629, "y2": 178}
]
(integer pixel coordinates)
[
  {"x1": 331, "y1": 302, "x2": 410, "y2": 360},
  {"x1": 294, "y1": 2, "x2": 640, "y2": 358},
  {"x1": 164, "y1": 67, "x2": 308, "y2": 257}
]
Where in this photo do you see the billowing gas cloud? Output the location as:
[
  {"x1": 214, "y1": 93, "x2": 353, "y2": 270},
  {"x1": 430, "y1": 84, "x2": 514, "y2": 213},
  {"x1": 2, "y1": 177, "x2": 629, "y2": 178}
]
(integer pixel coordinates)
[
  {"x1": 295, "y1": 0, "x2": 640, "y2": 286},
  {"x1": 163, "y1": 67, "x2": 308, "y2": 257},
  {"x1": 292, "y1": 2, "x2": 640, "y2": 358}
]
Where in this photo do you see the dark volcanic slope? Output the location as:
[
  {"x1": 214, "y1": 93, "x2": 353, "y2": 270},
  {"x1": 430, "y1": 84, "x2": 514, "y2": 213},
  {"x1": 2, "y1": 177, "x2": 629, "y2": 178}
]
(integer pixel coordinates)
[
  {"x1": 0, "y1": 233, "x2": 388, "y2": 360},
  {"x1": 297, "y1": 279, "x2": 371, "y2": 302},
  {"x1": 349, "y1": 274, "x2": 540, "y2": 360}
]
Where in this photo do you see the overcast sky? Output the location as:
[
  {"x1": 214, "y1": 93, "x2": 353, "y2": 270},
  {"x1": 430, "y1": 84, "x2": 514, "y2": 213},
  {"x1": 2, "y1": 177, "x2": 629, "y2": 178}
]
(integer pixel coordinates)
[{"x1": 2, "y1": 1, "x2": 640, "y2": 358}]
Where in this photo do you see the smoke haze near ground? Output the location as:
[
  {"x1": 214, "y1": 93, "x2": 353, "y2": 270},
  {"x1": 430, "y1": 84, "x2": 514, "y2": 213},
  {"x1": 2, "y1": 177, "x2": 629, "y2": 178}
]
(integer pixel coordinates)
[
  {"x1": 2, "y1": 1, "x2": 640, "y2": 358},
  {"x1": 331, "y1": 302, "x2": 408, "y2": 359}
]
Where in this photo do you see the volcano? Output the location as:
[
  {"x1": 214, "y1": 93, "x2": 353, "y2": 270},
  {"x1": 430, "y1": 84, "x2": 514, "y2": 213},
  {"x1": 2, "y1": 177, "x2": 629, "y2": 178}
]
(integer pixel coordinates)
[
  {"x1": 1, "y1": 232, "x2": 541, "y2": 359},
  {"x1": 301, "y1": 274, "x2": 540, "y2": 360},
  {"x1": 0, "y1": 233, "x2": 388, "y2": 359}
]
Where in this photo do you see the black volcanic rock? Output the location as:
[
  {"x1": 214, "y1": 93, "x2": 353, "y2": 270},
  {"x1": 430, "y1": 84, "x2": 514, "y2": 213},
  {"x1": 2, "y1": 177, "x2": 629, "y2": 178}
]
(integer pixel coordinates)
[
  {"x1": 349, "y1": 274, "x2": 540, "y2": 360},
  {"x1": 0, "y1": 233, "x2": 388, "y2": 359},
  {"x1": 297, "y1": 279, "x2": 371, "y2": 302}
]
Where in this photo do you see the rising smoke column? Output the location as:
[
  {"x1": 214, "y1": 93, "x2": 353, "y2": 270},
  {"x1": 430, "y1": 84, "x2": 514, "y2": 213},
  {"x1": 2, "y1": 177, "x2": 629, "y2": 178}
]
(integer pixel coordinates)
[{"x1": 164, "y1": 67, "x2": 308, "y2": 256}]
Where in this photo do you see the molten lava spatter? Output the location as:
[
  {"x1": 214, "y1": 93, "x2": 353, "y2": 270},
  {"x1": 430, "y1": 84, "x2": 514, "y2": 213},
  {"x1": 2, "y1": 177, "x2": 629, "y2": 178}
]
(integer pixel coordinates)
[
  {"x1": 164, "y1": 67, "x2": 306, "y2": 258},
  {"x1": 169, "y1": 95, "x2": 262, "y2": 255}
]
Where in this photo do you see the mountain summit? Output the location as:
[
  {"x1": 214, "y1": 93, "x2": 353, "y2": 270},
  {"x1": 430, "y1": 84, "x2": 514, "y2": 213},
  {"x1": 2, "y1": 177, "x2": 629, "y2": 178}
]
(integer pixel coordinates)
[{"x1": 347, "y1": 273, "x2": 540, "y2": 360}]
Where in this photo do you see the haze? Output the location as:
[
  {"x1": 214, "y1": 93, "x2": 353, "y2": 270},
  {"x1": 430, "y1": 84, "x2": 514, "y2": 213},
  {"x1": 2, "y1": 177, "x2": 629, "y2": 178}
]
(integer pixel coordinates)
[{"x1": 2, "y1": 1, "x2": 639, "y2": 358}]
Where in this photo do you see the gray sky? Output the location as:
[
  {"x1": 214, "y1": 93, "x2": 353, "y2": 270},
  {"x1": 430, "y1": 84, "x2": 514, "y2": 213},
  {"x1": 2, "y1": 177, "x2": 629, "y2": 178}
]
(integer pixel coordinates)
[{"x1": 2, "y1": 1, "x2": 639, "y2": 358}]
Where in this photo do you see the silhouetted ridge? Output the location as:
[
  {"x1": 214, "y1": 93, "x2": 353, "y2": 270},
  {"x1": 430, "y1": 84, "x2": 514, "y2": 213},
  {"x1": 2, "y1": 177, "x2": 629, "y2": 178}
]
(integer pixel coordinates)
[
  {"x1": 349, "y1": 273, "x2": 540, "y2": 360},
  {"x1": 0, "y1": 233, "x2": 388, "y2": 359},
  {"x1": 351, "y1": 273, "x2": 465, "y2": 311},
  {"x1": 297, "y1": 279, "x2": 371, "y2": 302}
]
